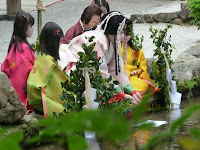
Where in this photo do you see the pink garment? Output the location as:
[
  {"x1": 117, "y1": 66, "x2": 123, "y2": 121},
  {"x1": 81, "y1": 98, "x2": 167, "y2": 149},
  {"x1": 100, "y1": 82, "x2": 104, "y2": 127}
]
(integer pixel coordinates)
[
  {"x1": 59, "y1": 25, "x2": 132, "y2": 91},
  {"x1": 1, "y1": 42, "x2": 36, "y2": 113},
  {"x1": 61, "y1": 20, "x2": 84, "y2": 44}
]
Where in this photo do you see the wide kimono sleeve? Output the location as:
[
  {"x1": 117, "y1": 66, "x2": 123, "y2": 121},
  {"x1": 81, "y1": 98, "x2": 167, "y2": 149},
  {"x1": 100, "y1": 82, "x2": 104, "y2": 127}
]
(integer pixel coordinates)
[
  {"x1": 138, "y1": 50, "x2": 152, "y2": 82},
  {"x1": 27, "y1": 54, "x2": 67, "y2": 117},
  {"x1": 105, "y1": 45, "x2": 136, "y2": 95}
]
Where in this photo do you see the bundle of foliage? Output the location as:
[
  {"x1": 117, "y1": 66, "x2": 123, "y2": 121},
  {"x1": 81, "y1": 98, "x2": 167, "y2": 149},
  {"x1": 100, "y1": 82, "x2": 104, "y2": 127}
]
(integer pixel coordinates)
[
  {"x1": 126, "y1": 25, "x2": 144, "y2": 51},
  {"x1": 187, "y1": 0, "x2": 200, "y2": 29},
  {"x1": 149, "y1": 25, "x2": 174, "y2": 107},
  {"x1": 59, "y1": 36, "x2": 133, "y2": 115}
]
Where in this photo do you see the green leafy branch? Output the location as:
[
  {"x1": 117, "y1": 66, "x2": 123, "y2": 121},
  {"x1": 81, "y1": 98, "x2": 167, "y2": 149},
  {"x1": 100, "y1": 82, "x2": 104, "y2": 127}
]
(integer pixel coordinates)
[
  {"x1": 187, "y1": 0, "x2": 200, "y2": 29},
  {"x1": 126, "y1": 25, "x2": 144, "y2": 51},
  {"x1": 31, "y1": 34, "x2": 40, "y2": 54},
  {"x1": 149, "y1": 25, "x2": 174, "y2": 107}
]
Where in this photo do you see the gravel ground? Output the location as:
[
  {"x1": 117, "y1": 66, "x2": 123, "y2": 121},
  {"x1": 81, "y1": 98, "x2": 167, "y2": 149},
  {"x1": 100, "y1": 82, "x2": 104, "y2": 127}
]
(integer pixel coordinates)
[{"x1": 0, "y1": 0, "x2": 199, "y2": 62}]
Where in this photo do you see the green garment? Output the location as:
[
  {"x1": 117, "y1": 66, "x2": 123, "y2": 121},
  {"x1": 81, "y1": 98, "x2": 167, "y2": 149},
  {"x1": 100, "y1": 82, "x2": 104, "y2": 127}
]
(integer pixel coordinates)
[{"x1": 27, "y1": 53, "x2": 67, "y2": 118}]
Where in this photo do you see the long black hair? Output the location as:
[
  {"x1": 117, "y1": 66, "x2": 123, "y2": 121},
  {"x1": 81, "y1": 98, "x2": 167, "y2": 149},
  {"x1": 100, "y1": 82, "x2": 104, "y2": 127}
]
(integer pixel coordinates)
[
  {"x1": 39, "y1": 22, "x2": 64, "y2": 61},
  {"x1": 8, "y1": 11, "x2": 34, "y2": 53},
  {"x1": 101, "y1": 11, "x2": 132, "y2": 35},
  {"x1": 101, "y1": 11, "x2": 132, "y2": 75},
  {"x1": 92, "y1": 0, "x2": 110, "y2": 12}
]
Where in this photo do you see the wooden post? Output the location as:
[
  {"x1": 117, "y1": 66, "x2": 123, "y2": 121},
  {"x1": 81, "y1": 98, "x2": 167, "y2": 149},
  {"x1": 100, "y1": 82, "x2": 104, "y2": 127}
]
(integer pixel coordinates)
[
  {"x1": 38, "y1": 10, "x2": 42, "y2": 34},
  {"x1": 36, "y1": 0, "x2": 45, "y2": 34},
  {"x1": 7, "y1": 0, "x2": 21, "y2": 15}
]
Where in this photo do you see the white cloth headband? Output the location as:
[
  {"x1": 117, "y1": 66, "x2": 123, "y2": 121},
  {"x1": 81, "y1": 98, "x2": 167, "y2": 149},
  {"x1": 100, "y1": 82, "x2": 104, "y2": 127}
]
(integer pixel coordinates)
[{"x1": 100, "y1": 12, "x2": 126, "y2": 33}]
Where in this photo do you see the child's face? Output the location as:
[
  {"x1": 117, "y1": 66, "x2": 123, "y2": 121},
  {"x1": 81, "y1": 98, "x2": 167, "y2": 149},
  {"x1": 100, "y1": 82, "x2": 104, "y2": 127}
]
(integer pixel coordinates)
[
  {"x1": 121, "y1": 31, "x2": 131, "y2": 43},
  {"x1": 101, "y1": 6, "x2": 107, "y2": 17},
  {"x1": 26, "y1": 24, "x2": 33, "y2": 38}
]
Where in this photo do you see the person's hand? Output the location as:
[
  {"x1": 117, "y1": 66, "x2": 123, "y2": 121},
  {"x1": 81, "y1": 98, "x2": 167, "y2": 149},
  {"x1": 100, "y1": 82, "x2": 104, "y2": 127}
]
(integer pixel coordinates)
[
  {"x1": 130, "y1": 69, "x2": 143, "y2": 76},
  {"x1": 130, "y1": 70, "x2": 136, "y2": 76},
  {"x1": 123, "y1": 94, "x2": 140, "y2": 106},
  {"x1": 132, "y1": 92, "x2": 142, "y2": 101},
  {"x1": 138, "y1": 69, "x2": 143, "y2": 75},
  {"x1": 131, "y1": 92, "x2": 142, "y2": 106}
]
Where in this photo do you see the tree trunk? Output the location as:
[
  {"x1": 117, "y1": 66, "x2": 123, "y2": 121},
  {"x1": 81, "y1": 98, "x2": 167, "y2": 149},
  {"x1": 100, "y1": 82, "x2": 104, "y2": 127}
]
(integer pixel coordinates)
[{"x1": 7, "y1": 0, "x2": 21, "y2": 15}]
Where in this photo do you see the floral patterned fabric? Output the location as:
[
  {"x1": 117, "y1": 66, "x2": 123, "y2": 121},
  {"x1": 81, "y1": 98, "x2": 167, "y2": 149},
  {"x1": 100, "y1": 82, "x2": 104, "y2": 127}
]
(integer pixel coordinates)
[
  {"x1": 27, "y1": 53, "x2": 67, "y2": 118},
  {"x1": 1, "y1": 42, "x2": 36, "y2": 113}
]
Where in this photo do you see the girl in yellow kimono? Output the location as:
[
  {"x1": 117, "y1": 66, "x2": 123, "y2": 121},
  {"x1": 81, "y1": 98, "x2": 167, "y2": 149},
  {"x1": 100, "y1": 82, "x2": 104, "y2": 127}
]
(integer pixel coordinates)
[
  {"x1": 27, "y1": 22, "x2": 67, "y2": 118},
  {"x1": 121, "y1": 30, "x2": 157, "y2": 95}
]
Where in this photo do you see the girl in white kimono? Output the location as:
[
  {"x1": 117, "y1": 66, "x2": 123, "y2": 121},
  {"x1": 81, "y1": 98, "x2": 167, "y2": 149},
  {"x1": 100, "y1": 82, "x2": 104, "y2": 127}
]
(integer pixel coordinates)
[{"x1": 59, "y1": 11, "x2": 141, "y2": 105}]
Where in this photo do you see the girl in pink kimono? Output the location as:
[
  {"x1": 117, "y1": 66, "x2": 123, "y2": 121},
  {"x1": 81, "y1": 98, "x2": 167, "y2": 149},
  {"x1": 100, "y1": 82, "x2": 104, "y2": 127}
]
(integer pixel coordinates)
[
  {"x1": 59, "y1": 11, "x2": 142, "y2": 105},
  {"x1": 1, "y1": 11, "x2": 36, "y2": 114}
]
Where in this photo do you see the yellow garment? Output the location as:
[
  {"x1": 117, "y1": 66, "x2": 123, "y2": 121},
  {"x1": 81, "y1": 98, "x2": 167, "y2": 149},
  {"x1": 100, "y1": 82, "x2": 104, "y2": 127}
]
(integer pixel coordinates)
[
  {"x1": 121, "y1": 45, "x2": 154, "y2": 93},
  {"x1": 27, "y1": 53, "x2": 67, "y2": 118}
]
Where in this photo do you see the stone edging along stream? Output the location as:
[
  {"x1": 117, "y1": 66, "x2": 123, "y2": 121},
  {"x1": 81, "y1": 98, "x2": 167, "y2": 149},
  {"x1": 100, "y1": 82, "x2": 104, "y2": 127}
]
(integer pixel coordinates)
[{"x1": 130, "y1": 2, "x2": 191, "y2": 25}]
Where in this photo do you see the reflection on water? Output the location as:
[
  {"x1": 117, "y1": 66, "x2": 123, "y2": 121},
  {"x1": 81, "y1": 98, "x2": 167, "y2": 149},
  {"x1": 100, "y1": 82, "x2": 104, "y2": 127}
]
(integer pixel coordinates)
[
  {"x1": 86, "y1": 137, "x2": 101, "y2": 150},
  {"x1": 169, "y1": 108, "x2": 182, "y2": 123},
  {"x1": 90, "y1": 96, "x2": 200, "y2": 150}
]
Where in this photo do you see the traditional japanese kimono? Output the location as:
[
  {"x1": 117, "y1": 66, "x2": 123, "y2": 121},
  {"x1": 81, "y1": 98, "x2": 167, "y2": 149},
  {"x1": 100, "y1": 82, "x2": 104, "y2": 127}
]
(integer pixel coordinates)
[
  {"x1": 59, "y1": 25, "x2": 136, "y2": 98},
  {"x1": 61, "y1": 20, "x2": 84, "y2": 44},
  {"x1": 121, "y1": 45, "x2": 155, "y2": 95},
  {"x1": 27, "y1": 53, "x2": 67, "y2": 118},
  {"x1": 1, "y1": 42, "x2": 36, "y2": 113}
]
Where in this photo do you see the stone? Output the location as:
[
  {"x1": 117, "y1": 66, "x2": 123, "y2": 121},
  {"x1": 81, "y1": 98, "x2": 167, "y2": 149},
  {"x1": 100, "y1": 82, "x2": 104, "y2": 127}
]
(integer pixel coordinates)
[
  {"x1": 185, "y1": 43, "x2": 200, "y2": 58},
  {"x1": 172, "y1": 53, "x2": 200, "y2": 83},
  {"x1": 146, "y1": 57, "x2": 157, "y2": 75},
  {"x1": 144, "y1": 14, "x2": 154, "y2": 23},
  {"x1": 153, "y1": 13, "x2": 178, "y2": 23},
  {"x1": 178, "y1": 2, "x2": 191, "y2": 21},
  {"x1": 0, "y1": 71, "x2": 26, "y2": 124},
  {"x1": 21, "y1": 115, "x2": 38, "y2": 126},
  {"x1": 172, "y1": 19, "x2": 183, "y2": 25},
  {"x1": 5, "y1": 123, "x2": 39, "y2": 139},
  {"x1": 130, "y1": 14, "x2": 146, "y2": 23}
]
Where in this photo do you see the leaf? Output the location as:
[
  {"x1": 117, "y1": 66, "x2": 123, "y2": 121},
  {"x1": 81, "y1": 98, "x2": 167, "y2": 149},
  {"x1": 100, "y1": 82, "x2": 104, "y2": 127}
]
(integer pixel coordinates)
[
  {"x1": 67, "y1": 136, "x2": 88, "y2": 150},
  {"x1": 77, "y1": 52, "x2": 84, "y2": 57},
  {"x1": 107, "y1": 75, "x2": 112, "y2": 82},
  {"x1": 88, "y1": 36, "x2": 95, "y2": 42},
  {"x1": 0, "y1": 127, "x2": 9, "y2": 135},
  {"x1": 189, "y1": 127, "x2": 200, "y2": 140},
  {"x1": 132, "y1": 92, "x2": 150, "y2": 124},
  {"x1": 0, "y1": 132, "x2": 23, "y2": 150},
  {"x1": 113, "y1": 80, "x2": 119, "y2": 85}
]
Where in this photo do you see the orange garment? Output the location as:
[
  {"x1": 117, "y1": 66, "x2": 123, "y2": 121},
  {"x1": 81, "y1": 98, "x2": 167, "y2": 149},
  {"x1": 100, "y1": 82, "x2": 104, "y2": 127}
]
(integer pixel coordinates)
[{"x1": 121, "y1": 45, "x2": 155, "y2": 95}]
